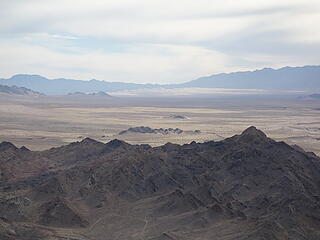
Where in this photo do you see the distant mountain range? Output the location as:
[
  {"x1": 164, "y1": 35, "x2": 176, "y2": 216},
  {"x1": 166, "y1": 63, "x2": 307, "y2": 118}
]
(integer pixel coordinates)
[
  {"x1": 0, "y1": 74, "x2": 158, "y2": 95},
  {"x1": 178, "y1": 65, "x2": 320, "y2": 90},
  {"x1": 0, "y1": 84, "x2": 43, "y2": 96},
  {"x1": 0, "y1": 65, "x2": 319, "y2": 95}
]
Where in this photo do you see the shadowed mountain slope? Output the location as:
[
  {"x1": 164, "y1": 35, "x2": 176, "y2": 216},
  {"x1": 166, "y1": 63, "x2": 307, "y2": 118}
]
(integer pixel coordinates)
[{"x1": 0, "y1": 127, "x2": 319, "y2": 240}]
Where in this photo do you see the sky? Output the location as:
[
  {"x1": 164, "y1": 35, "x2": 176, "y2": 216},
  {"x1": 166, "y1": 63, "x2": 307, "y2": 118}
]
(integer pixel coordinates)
[{"x1": 0, "y1": 0, "x2": 320, "y2": 84}]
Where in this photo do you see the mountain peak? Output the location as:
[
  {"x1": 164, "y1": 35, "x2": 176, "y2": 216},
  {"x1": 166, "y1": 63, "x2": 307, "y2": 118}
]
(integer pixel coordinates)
[
  {"x1": 20, "y1": 146, "x2": 30, "y2": 151},
  {"x1": 241, "y1": 126, "x2": 266, "y2": 135},
  {"x1": 80, "y1": 137, "x2": 100, "y2": 144},
  {"x1": 106, "y1": 139, "x2": 129, "y2": 148},
  {"x1": 0, "y1": 141, "x2": 18, "y2": 151},
  {"x1": 238, "y1": 126, "x2": 268, "y2": 142}
]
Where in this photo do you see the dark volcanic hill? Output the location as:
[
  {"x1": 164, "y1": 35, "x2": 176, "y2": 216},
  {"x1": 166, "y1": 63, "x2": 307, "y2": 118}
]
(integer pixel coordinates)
[
  {"x1": 119, "y1": 126, "x2": 200, "y2": 135},
  {"x1": 67, "y1": 91, "x2": 111, "y2": 97},
  {"x1": 0, "y1": 127, "x2": 320, "y2": 240},
  {"x1": 0, "y1": 84, "x2": 43, "y2": 96}
]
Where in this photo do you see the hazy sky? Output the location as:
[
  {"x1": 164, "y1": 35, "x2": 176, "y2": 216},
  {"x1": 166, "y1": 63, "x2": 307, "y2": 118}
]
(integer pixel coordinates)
[{"x1": 1, "y1": 0, "x2": 319, "y2": 83}]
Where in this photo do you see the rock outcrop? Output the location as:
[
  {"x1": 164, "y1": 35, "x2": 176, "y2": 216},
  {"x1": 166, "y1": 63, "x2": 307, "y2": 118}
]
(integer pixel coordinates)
[{"x1": 119, "y1": 126, "x2": 200, "y2": 135}]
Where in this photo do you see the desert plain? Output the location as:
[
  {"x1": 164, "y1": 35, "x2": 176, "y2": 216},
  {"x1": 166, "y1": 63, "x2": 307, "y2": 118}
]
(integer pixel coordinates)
[{"x1": 0, "y1": 94, "x2": 319, "y2": 156}]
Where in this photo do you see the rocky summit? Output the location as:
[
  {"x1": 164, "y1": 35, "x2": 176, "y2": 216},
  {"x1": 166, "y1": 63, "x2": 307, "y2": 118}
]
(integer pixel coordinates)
[{"x1": 0, "y1": 126, "x2": 320, "y2": 240}]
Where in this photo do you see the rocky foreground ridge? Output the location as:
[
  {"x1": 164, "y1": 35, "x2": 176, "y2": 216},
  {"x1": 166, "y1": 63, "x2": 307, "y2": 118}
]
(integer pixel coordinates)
[{"x1": 0, "y1": 127, "x2": 319, "y2": 240}]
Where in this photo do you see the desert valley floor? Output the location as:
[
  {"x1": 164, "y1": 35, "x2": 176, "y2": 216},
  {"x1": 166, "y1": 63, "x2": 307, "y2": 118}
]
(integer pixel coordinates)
[{"x1": 0, "y1": 94, "x2": 319, "y2": 156}]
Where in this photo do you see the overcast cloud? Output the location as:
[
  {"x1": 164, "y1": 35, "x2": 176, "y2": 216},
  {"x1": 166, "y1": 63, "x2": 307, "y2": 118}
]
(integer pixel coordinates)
[{"x1": 0, "y1": 0, "x2": 319, "y2": 83}]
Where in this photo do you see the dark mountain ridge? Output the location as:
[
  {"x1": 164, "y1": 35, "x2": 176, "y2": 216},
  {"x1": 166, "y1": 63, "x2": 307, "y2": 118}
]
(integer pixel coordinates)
[
  {"x1": 0, "y1": 126, "x2": 319, "y2": 240},
  {"x1": 1, "y1": 65, "x2": 319, "y2": 95},
  {"x1": 0, "y1": 84, "x2": 44, "y2": 96}
]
